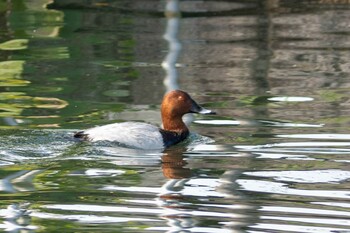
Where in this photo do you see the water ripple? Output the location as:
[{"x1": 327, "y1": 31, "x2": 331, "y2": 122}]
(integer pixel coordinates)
[
  {"x1": 237, "y1": 179, "x2": 350, "y2": 199},
  {"x1": 244, "y1": 169, "x2": 350, "y2": 183}
]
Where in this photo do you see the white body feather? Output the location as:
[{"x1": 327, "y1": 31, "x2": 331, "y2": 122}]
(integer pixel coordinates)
[{"x1": 83, "y1": 122, "x2": 164, "y2": 150}]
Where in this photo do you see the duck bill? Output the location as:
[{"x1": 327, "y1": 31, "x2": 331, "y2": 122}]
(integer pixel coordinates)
[
  {"x1": 190, "y1": 100, "x2": 216, "y2": 115},
  {"x1": 197, "y1": 107, "x2": 215, "y2": 115}
]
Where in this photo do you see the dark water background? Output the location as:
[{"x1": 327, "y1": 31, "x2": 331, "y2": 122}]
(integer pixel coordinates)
[{"x1": 0, "y1": 0, "x2": 350, "y2": 232}]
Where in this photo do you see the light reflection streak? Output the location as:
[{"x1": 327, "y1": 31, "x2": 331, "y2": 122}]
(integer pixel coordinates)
[
  {"x1": 162, "y1": 0, "x2": 181, "y2": 92},
  {"x1": 236, "y1": 141, "x2": 350, "y2": 148},
  {"x1": 268, "y1": 96, "x2": 314, "y2": 102},
  {"x1": 237, "y1": 179, "x2": 350, "y2": 199},
  {"x1": 243, "y1": 169, "x2": 350, "y2": 183},
  {"x1": 161, "y1": 0, "x2": 194, "y2": 128},
  {"x1": 30, "y1": 211, "x2": 158, "y2": 223},
  {"x1": 312, "y1": 202, "x2": 350, "y2": 208},
  {"x1": 261, "y1": 216, "x2": 350, "y2": 226},
  {"x1": 194, "y1": 120, "x2": 240, "y2": 125},
  {"x1": 277, "y1": 133, "x2": 350, "y2": 140},
  {"x1": 101, "y1": 178, "x2": 227, "y2": 198},
  {"x1": 194, "y1": 119, "x2": 323, "y2": 128},
  {"x1": 43, "y1": 204, "x2": 239, "y2": 219},
  {"x1": 146, "y1": 226, "x2": 232, "y2": 233},
  {"x1": 250, "y1": 222, "x2": 349, "y2": 233},
  {"x1": 261, "y1": 206, "x2": 350, "y2": 217}
]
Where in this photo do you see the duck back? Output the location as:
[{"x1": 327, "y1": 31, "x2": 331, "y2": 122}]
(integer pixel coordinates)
[{"x1": 75, "y1": 122, "x2": 164, "y2": 149}]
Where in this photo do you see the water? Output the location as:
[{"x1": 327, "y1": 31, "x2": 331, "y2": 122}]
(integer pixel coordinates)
[{"x1": 0, "y1": 0, "x2": 350, "y2": 232}]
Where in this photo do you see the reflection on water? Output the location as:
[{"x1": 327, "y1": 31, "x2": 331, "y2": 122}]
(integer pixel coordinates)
[
  {"x1": 162, "y1": 0, "x2": 181, "y2": 92},
  {"x1": 0, "y1": 0, "x2": 350, "y2": 232},
  {"x1": 0, "y1": 130, "x2": 350, "y2": 232}
]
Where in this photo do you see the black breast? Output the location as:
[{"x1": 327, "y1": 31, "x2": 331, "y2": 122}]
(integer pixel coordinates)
[{"x1": 159, "y1": 129, "x2": 189, "y2": 147}]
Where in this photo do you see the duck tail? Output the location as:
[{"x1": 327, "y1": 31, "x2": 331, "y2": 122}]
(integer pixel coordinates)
[{"x1": 74, "y1": 131, "x2": 89, "y2": 140}]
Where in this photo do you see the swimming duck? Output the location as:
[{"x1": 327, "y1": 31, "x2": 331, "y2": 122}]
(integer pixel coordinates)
[{"x1": 74, "y1": 90, "x2": 215, "y2": 149}]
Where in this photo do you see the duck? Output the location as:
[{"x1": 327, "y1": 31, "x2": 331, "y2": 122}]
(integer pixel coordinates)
[{"x1": 74, "y1": 90, "x2": 215, "y2": 149}]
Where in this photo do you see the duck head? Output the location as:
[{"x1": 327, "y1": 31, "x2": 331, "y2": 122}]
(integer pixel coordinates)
[{"x1": 161, "y1": 90, "x2": 215, "y2": 132}]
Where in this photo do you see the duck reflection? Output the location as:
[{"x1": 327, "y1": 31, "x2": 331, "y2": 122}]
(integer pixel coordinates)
[
  {"x1": 0, "y1": 170, "x2": 43, "y2": 193},
  {"x1": 161, "y1": 147, "x2": 191, "y2": 180},
  {"x1": 158, "y1": 146, "x2": 257, "y2": 232},
  {"x1": 158, "y1": 147, "x2": 196, "y2": 231}
]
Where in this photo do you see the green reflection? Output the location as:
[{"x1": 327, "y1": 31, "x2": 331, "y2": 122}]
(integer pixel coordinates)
[
  {"x1": 0, "y1": 60, "x2": 29, "y2": 86},
  {"x1": 0, "y1": 39, "x2": 28, "y2": 50},
  {"x1": 0, "y1": 0, "x2": 138, "y2": 128}
]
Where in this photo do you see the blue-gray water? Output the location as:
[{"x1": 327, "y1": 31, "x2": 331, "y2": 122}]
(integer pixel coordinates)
[{"x1": 0, "y1": 0, "x2": 350, "y2": 232}]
